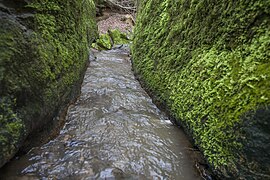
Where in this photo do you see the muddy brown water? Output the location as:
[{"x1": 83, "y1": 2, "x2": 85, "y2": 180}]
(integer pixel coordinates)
[{"x1": 0, "y1": 46, "x2": 201, "y2": 179}]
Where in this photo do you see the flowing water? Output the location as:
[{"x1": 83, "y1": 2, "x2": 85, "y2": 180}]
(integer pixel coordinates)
[{"x1": 0, "y1": 46, "x2": 201, "y2": 179}]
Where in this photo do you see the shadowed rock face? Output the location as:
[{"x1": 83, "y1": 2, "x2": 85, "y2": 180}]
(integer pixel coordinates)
[
  {"x1": 238, "y1": 106, "x2": 270, "y2": 179},
  {"x1": 0, "y1": 0, "x2": 97, "y2": 167},
  {"x1": 0, "y1": 0, "x2": 34, "y2": 168}
]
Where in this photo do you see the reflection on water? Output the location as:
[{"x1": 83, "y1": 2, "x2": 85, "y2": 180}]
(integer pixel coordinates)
[{"x1": 0, "y1": 46, "x2": 201, "y2": 179}]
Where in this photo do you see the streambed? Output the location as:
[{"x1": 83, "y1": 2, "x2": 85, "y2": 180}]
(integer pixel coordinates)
[{"x1": 0, "y1": 46, "x2": 200, "y2": 179}]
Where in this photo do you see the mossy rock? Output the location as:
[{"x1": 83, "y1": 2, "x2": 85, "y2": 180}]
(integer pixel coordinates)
[
  {"x1": 92, "y1": 29, "x2": 130, "y2": 50},
  {"x1": 94, "y1": 33, "x2": 113, "y2": 50},
  {"x1": 132, "y1": 0, "x2": 270, "y2": 178},
  {"x1": 108, "y1": 29, "x2": 130, "y2": 45},
  {"x1": 0, "y1": 97, "x2": 25, "y2": 167},
  {"x1": 0, "y1": 0, "x2": 97, "y2": 167}
]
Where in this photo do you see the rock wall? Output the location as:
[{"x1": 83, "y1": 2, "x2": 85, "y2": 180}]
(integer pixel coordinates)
[
  {"x1": 132, "y1": 0, "x2": 270, "y2": 179},
  {"x1": 0, "y1": 0, "x2": 97, "y2": 167}
]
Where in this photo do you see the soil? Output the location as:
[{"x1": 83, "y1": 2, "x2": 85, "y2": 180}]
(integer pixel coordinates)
[{"x1": 97, "y1": 8, "x2": 134, "y2": 34}]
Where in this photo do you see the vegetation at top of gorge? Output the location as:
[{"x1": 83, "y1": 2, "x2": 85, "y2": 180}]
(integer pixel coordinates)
[
  {"x1": 0, "y1": 0, "x2": 97, "y2": 167},
  {"x1": 132, "y1": 0, "x2": 270, "y2": 178}
]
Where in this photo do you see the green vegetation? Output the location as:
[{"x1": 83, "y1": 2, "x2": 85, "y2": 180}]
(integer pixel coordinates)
[
  {"x1": 93, "y1": 33, "x2": 113, "y2": 50},
  {"x1": 92, "y1": 29, "x2": 130, "y2": 50},
  {"x1": 132, "y1": 0, "x2": 270, "y2": 178},
  {"x1": 0, "y1": 97, "x2": 25, "y2": 164},
  {"x1": 0, "y1": 0, "x2": 97, "y2": 167}
]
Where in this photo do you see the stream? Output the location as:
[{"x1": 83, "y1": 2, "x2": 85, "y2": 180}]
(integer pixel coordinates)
[{"x1": 0, "y1": 46, "x2": 201, "y2": 179}]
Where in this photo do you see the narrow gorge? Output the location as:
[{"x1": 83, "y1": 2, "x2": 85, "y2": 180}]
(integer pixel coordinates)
[{"x1": 1, "y1": 0, "x2": 269, "y2": 179}]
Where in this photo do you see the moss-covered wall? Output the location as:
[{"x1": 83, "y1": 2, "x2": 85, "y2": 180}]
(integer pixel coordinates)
[
  {"x1": 0, "y1": 0, "x2": 97, "y2": 167},
  {"x1": 132, "y1": 0, "x2": 270, "y2": 178}
]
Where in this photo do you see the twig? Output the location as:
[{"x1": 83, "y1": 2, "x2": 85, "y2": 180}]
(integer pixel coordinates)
[{"x1": 105, "y1": 0, "x2": 136, "y2": 12}]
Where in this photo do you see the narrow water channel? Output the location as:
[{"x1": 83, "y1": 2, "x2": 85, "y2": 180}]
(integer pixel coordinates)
[{"x1": 0, "y1": 46, "x2": 201, "y2": 179}]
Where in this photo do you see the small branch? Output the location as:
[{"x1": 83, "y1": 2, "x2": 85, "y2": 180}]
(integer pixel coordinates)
[{"x1": 104, "y1": 0, "x2": 136, "y2": 12}]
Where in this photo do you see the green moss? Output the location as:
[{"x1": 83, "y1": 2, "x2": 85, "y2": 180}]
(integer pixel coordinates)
[
  {"x1": 17, "y1": 0, "x2": 97, "y2": 115},
  {"x1": 94, "y1": 33, "x2": 113, "y2": 50},
  {"x1": 108, "y1": 29, "x2": 130, "y2": 45},
  {"x1": 0, "y1": 97, "x2": 25, "y2": 165},
  {"x1": 0, "y1": 0, "x2": 97, "y2": 167},
  {"x1": 92, "y1": 29, "x2": 131, "y2": 50},
  {"x1": 132, "y1": 0, "x2": 270, "y2": 177}
]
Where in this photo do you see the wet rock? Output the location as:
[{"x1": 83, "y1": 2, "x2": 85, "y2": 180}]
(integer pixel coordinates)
[{"x1": 237, "y1": 106, "x2": 270, "y2": 179}]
